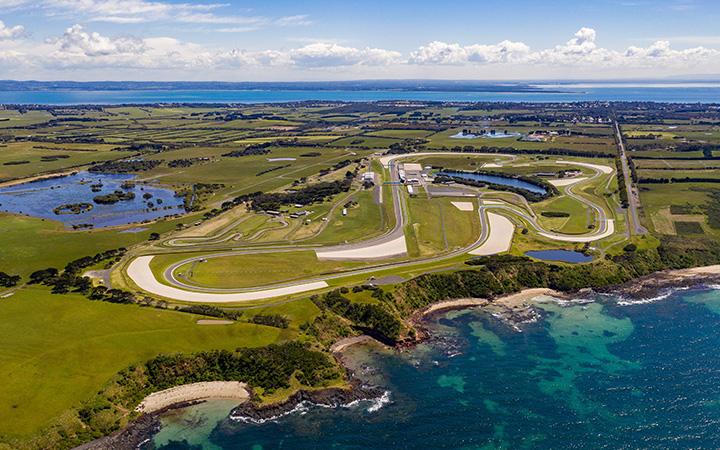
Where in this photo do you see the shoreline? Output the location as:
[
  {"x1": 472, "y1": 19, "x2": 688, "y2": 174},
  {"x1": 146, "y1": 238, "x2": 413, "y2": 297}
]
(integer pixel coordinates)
[
  {"x1": 72, "y1": 263, "x2": 720, "y2": 449},
  {"x1": 596, "y1": 264, "x2": 720, "y2": 299},
  {"x1": 135, "y1": 381, "x2": 251, "y2": 414},
  {"x1": 0, "y1": 170, "x2": 76, "y2": 189}
]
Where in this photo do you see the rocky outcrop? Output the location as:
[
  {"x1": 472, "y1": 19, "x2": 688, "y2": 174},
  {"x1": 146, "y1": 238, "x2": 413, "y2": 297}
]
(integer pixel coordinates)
[
  {"x1": 72, "y1": 413, "x2": 160, "y2": 450},
  {"x1": 597, "y1": 271, "x2": 720, "y2": 300},
  {"x1": 230, "y1": 384, "x2": 385, "y2": 422}
]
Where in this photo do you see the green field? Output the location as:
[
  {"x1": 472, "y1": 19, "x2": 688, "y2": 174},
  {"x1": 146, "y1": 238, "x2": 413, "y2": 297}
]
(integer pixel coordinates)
[
  {"x1": 0, "y1": 213, "x2": 191, "y2": 278},
  {"x1": 306, "y1": 189, "x2": 385, "y2": 244},
  {"x1": 178, "y1": 251, "x2": 364, "y2": 288},
  {"x1": 0, "y1": 287, "x2": 295, "y2": 438},
  {"x1": 639, "y1": 182, "x2": 718, "y2": 235},
  {"x1": 4, "y1": 102, "x2": 720, "y2": 449}
]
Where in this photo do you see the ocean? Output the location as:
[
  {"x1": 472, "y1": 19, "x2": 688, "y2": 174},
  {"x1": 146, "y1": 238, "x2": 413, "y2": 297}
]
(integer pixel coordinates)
[
  {"x1": 144, "y1": 286, "x2": 720, "y2": 450},
  {"x1": 3, "y1": 83, "x2": 720, "y2": 104}
]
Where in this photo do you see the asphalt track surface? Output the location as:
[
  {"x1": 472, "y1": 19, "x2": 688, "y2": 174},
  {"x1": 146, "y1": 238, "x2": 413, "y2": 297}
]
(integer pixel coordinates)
[{"x1": 126, "y1": 152, "x2": 619, "y2": 302}]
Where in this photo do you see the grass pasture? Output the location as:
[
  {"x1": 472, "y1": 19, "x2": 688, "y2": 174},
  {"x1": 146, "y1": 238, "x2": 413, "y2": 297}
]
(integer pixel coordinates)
[
  {"x1": 0, "y1": 142, "x2": 135, "y2": 182},
  {"x1": 0, "y1": 213, "x2": 191, "y2": 279},
  {"x1": 639, "y1": 183, "x2": 718, "y2": 235},
  {"x1": 0, "y1": 287, "x2": 289, "y2": 439}
]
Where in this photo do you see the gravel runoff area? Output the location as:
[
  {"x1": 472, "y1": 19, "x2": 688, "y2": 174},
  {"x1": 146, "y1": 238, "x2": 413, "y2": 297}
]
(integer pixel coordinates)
[
  {"x1": 469, "y1": 212, "x2": 515, "y2": 256},
  {"x1": 126, "y1": 256, "x2": 328, "y2": 303},
  {"x1": 135, "y1": 381, "x2": 250, "y2": 414},
  {"x1": 315, "y1": 234, "x2": 408, "y2": 261},
  {"x1": 451, "y1": 201, "x2": 475, "y2": 211},
  {"x1": 548, "y1": 177, "x2": 588, "y2": 187}
]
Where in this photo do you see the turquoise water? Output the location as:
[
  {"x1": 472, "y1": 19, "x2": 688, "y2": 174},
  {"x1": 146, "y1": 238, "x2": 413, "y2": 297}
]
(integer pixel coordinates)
[
  {"x1": 3, "y1": 84, "x2": 720, "y2": 104},
  {"x1": 146, "y1": 287, "x2": 720, "y2": 449}
]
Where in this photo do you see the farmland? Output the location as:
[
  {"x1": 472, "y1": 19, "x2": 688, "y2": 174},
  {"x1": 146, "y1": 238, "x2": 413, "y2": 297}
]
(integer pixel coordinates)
[{"x1": 3, "y1": 100, "x2": 720, "y2": 448}]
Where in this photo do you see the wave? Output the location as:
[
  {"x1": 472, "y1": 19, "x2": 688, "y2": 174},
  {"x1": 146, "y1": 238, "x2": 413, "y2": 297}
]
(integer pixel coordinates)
[
  {"x1": 229, "y1": 390, "x2": 392, "y2": 424},
  {"x1": 230, "y1": 401, "x2": 311, "y2": 424},
  {"x1": 614, "y1": 286, "x2": 692, "y2": 306},
  {"x1": 347, "y1": 390, "x2": 392, "y2": 413}
]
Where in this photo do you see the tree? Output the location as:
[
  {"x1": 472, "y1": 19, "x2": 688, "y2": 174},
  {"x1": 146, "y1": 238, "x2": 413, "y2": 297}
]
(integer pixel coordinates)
[
  {"x1": 29, "y1": 268, "x2": 58, "y2": 284},
  {"x1": 88, "y1": 285, "x2": 107, "y2": 300},
  {"x1": 0, "y1": 272, "x2": 21, "y2": 288}
]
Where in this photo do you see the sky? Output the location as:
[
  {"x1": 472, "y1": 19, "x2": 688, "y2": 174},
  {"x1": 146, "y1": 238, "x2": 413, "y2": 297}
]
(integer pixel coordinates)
[{"x1": 0, "y1": 0, "x2": 720, "y2": 81}]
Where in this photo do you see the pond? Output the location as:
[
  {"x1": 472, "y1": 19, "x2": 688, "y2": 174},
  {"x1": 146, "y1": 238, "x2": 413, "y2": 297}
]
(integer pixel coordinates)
[
  {"x1": 450, "y1": 131, "x2": 522, "y2": 139},
  {"x1": 524, "y1": 250, "x2": 593, "y2": 263},
  {"x1": 0, "y1": 171, "x2": 185, "y2": 228},
  {"x1": 437, "y1": 171, "x2": 547, "y2": 194}
]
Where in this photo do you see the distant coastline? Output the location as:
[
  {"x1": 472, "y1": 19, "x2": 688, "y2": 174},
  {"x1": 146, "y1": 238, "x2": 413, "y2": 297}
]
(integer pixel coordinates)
[
  {"x1": 0, "y1": 80, "x2": 562, "y2": 93},
  {"x1": 2, "y1": 82, "x2": 720, "y2": 104}
]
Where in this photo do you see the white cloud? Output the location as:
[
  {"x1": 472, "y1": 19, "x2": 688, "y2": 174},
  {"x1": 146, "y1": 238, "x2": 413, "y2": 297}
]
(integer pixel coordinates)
[
  {"x1": 3, "y1": 26, "x2": 720, "y2": 80},
  {"x1": 0, "y1": 20, "x2": 24, "y2": 40},
  {"x1": 37, "y1": 0, "x2": 260, "y2": 25},
  {"x1": 406, "y1": 28, "x2": 720, "y2": 74},
  {"x1": 0, "y1": 0, "x2": 32, "y2": 7},
  {"x1": 409, "y1": 41, "x2": 469, "y2": 65},
  {"x1": 175, "y1": 11, "x2": 265, "y2": 25},
  {"x1": 286, "y1": 43, "x2": 402, "y2": 67},
  {"x1": 88, "y1": 16, "x2": 146, "y2": 23},
  {"x1": 45, "y1": 0, "x2": 173, "y2": 17},
  {"x1": 47, "y1": 24, "x2": 145, "y2": 56},
  {"x1": 275, "y1": 15, "x2": 312, "y2": 27},
  {"x1": 216, "y1": 27, "x2": 263, "y2": 33},
  {"x1": 409, "y1": 40, "x2": 530, "y2": 65}
]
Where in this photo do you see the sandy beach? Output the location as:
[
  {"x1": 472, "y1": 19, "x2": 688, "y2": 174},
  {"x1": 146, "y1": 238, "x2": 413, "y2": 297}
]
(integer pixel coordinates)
[
  {"x1": 419, "y1": 287, "x2": 560, "y2": 317},
  {"x1": 135, "y1": 381, "x2": 250, "y2": 414},
  {"x1": 675, "y1": 265, "x2": 720, "y2": 276},
  {"x1": 494, "y1": 287, "x2": 562, "y2": 309},
  {"x1": 330, "y1": 335, "x2": 376, "y2": 353}
]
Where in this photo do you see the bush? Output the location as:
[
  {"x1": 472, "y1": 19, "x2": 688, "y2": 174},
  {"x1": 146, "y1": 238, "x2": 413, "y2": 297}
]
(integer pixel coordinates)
[{"x1": 250, "y1": 314, "x2": 290, "y2": 328}]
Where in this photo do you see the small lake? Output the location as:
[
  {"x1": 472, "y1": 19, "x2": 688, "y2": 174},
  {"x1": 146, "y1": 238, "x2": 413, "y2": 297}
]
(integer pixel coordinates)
[
  {"x1": 450, "y1": 132, "x2": 522, "y2": 139},
  {"x1": 437, "y1": 171, "x2": 546, "y2": 194},
  {"x1": 524, "y1": 250, "x2": 593, "y2": 263},
  {"x1": 0, "y1": 171, "x2": 184, "y2": 228}
]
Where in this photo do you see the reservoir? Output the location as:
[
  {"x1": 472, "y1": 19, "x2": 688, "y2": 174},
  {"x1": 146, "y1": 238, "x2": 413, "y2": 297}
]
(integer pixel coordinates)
[
  {"x1": 525, "y1": 249, "x2": 593, "y2": 263},
  {"x1": 437, "y1": 171, "x2": 547, "y2": 194}
]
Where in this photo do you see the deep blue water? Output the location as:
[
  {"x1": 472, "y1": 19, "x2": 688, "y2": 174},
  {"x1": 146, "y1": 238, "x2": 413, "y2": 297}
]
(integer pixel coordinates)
[
  {"x1": 437, "y1": 171, "x2": 546, "y2": 194},
  {"x1": 0, "y1": 171, "x2": 184, "y2": 227},
  {"x1": 147, "y1": 286, "x2": 720, "y2": 450},
  {"x1": 525, "y1": 249, "x2": 593, "y2": 263},
  {"x1": 2, "y1": 84, "x2": 720, "y2": 105}
]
